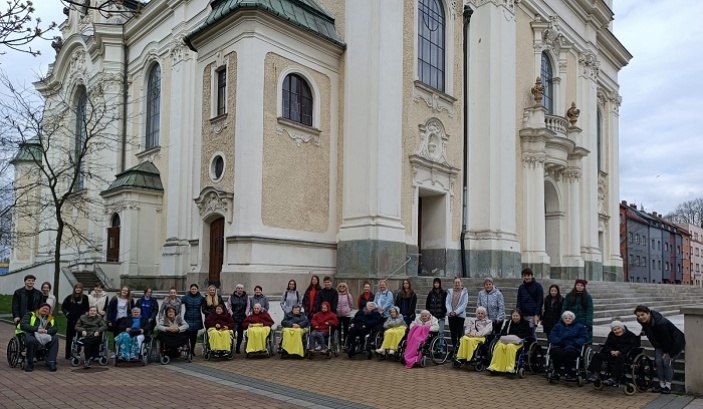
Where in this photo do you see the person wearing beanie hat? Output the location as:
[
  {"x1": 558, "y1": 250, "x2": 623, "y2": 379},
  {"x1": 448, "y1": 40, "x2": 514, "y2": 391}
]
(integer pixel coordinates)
[
  {"x1": 561, "y1": 279, "x2": 594, "y2": 341},
  {"x1": 19, "y1": 303, "x2": 59, "y2": 372},
  {"x1": 586, "y1": 319, "x2": 640, "y2": 386}
]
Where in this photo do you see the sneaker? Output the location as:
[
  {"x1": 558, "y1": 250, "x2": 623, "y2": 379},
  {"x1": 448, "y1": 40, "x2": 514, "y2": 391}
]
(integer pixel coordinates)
[
  {"x1": 587, "y1": 373, "x2": 599, "y2": 383},
  {"x1": 84, "y1": 360, "x2": 91, "y2": 368},
  {"x1": 235, "y1": 347, "x2": 241, "y2": 354},
  {"x1": 661, "y1": 386, "x2": 671, "y2": 394},
  {"x1": 375, "y1": 348, "x2": 385, "y2": 354},
  {"x1": 24, "y1": 365, "x2": 33, "y2": 372},
  {"x1": 651, "y1": 385, "x2": 663, "y2": 393},
  {"x1": 563, "y1": 374, "x2": 576, "y2": 382},
  {"x1": 109, "y1": 353, "x2": 116, "y2": 359},
  {"x1": 602, "y1": 378, "x2": 617, "y2": 387},
  {"x1": 314, "y1": 346, "x2": 322, "y2": 351},
  {"x1": 388, "y1": 349, "x2": 395, "y2": 355},
  {"x1": 549, "y1": 373, "x2": 560, "y2": 381},
  {"x1": 47, "y1": 362, "x2": 57, "y2": 372}
]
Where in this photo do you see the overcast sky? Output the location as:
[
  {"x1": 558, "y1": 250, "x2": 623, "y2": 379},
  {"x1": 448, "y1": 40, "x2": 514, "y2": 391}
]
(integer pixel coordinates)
[{"x1": 2, "y1": 0, "x2": 701, "y2": 215}]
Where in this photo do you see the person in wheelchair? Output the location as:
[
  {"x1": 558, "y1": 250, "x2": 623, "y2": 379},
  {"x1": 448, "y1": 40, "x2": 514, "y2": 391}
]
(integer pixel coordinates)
[
  {"x1": 280, "y1": 304, "x2": 309, "y2": 357},
  {"x1": 404, "y1": 310, "x2": 439, "y2": 368},
  {"x1": 204, "y1": 305, "x2": 235, "y2": 357},
  {"x1": 115, "y1": 307, "x2": 151, "y2": 360},
  {"x1": 242, "y1": 303, "x2": 274, "y2": 354},
  {"x1": 74, "y1": 306, "x2": 107, "y2": 367},
  {"x1": 19, "y1": 303, "x2": 59, "y2": 372},
  {"x1": 376, "y1": 306, "x2": 406, "y2": 356},
  {"x1": 347, "y1": 302, "x2": 383, "y2": 356},
  {"x1": 547, "y1": 311, "x2": 589, "y2": 381},
  {"x1": 156, "y1": 307, "x2": 189, "y2": 358},
  {"x1": 587, "y1": 320, "x2": 639, "y2": 386},
  {"x1": 455, "y1": 306, "x2": 492, "y2": 363},
  {"x1": 310, "y1": 301, "x2": 338, "y2": 354},
  {"x1": 487, "y1": 309, "x2": 531, "y2": 373}
]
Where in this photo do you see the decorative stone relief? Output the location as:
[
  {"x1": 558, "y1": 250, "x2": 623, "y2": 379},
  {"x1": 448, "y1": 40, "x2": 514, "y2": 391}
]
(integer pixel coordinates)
[
  {"x1": 276, "y1": 119, "x2": 321, "y2": 147},
  {"x1": 608, "y1": 93, "x2": 622, "y2": 115},
  {"x1": 468, "y1": 0, "x2": 515, "y2": 14},
  {"x1": 104, "y1": 201, "x2": 142, "y2": 215},
  {"x1": 566, "y1": 102, "x2": 580, "y2": 126},
  {"x1": 563, "y1": 166, "x2": 582, "y2": 182},
  {"x1": 417, "y1": 118, "x2": 451, "y2": 165},
  {"x1": 195, "y1": 187, "x2": 234, "y2": 224},
  {"x1": 51, "y1": 37, "x2": 63, "y2": 55},
  {"x1": 578, "y1": 50, "x2": 600, "y2": 80},
  {"x1": 170, "y1": 35, "x2": 192, "y2": 68},
  {"x1": 210, "y1": 116, "x2": 228, "y2": 135},
  {"x1": 544, "y1": 164, "x2": 563, "y2": 182},
  {"x1": 522, "y1": 151, "x2": 546, "y2": 168},
  {"x1": 412, "y1": 81, "x2": 456, "y2": 117},
  {"x1": 69, "y1": 50, "x2": 87, "y2": 74},
  {"x1": 598, "y1": 174, "x2": 608, "y2": 216},
  {"x1": 532, "y1": 15, "x2": 572, "y2": 56},
  {"x1": 531, "y1": 77, "x2": 544, "y2": 106}
]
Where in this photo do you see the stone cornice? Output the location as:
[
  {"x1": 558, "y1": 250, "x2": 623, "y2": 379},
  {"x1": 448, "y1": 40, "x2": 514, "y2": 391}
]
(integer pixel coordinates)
[{"x1": 596, "y1": 29, "x2": 633, "y2": 70}]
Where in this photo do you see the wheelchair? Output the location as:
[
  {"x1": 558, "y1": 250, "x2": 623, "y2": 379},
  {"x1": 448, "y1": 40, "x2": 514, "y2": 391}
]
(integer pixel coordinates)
[
  {"x1": 69, "y1": 332, "x2": 110, "y2": 367},
  {"x1": 485, "y1": 336, "x2": 536, "y2": 378},
  {"x1": 307, "y1": 326, "x2": 340, "y2": 359},
  {"x1": 347, "y1": 325, "x2": 382, "y2": 359},
  {"x1": 452, "y1": 333, "x2": 496, "y2": 371},
  {"x1": 114, "y1": 333, "x2": 152, "y2": 366},
  {"x1": 153, "y1": 331, "x2": 192, "y2": 365},
  {"x1": 591, "y1": 347, "x2": 654, "y2": 395},
  {"x1": 545, "y1": 343, "x2": 593, "y2": 386},
  {"x1": 243, "y1": 325, "x2": 276, "y2": 358},
  {"x1": 400, "y1": 331, "x2": 449, "y2": 367},
  {"x1": 376, "y1": 327, "x2": 407, "y2": 362},
  {"x1": 203, "y1": 328, "x2": 236, "y2": 360},
  {"x1": 6, "y1": 333, "x2": 46, "y2": 370}
]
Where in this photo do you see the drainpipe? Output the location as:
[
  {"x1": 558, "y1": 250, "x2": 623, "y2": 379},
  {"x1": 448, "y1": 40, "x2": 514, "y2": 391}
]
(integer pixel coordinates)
[
  {"x1": 121, "y1": 39, "x2": 128, "y2": 172},
  {"x1": 460, "y1": 5, "x2": 473, "y2": 278}
]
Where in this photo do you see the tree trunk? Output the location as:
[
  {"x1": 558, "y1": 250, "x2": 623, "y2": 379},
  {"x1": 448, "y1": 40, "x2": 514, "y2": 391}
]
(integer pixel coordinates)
[{"x1": 53, "y1": 220, "x2": 64, "y2": 300}]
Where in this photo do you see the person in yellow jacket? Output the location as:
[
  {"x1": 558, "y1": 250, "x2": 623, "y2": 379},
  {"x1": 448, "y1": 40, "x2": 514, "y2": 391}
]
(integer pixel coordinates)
[{"x1": 18, "y1": 303, "x2": 59, "y2": 372}]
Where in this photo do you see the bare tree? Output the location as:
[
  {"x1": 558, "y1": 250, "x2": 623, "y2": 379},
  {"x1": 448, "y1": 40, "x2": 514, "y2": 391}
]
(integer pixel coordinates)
[
  {"x1": 1, "y1": 0, "x2": 57, "y2": 56},
  {"x1": 663, "y1": 198, "x2": 703, "y2": 228},
  {"x1": 0, "y1": 69, "x2": 121, "y2": 299}
]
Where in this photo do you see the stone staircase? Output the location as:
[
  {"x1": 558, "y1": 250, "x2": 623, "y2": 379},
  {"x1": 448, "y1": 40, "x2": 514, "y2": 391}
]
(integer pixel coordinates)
[{"x1": 72, "y1": 271, "x2": 103, "y2": 290}]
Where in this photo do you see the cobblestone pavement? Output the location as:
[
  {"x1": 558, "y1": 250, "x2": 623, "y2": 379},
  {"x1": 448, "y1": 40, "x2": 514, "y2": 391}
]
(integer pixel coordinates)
[{"x1": 0, "y1": 323, "x2": 667, "y2": 409}]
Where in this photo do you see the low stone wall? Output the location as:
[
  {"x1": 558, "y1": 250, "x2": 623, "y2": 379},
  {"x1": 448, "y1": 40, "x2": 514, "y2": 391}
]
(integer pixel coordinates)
[{"x1": 682, "y1": 306, "x2": 703, "y2": 394}]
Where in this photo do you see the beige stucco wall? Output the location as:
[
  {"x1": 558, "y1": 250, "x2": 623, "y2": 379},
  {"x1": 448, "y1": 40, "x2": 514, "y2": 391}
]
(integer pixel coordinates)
[
  {"x1": 400, "y1": 1, "x2": 464, "y2": 242},
  {"x1": 12, "y1": 166, "x2": 39, "y2": 261},
  {"x1": 566, "y1": 52, "x2": 578, "y2": 110},
  {"x1": 261, "y1": 53, "x2": 330, "y2": 233},
  {"x1": 199, "y1": 53, "x2": 237, "y2": 192}
]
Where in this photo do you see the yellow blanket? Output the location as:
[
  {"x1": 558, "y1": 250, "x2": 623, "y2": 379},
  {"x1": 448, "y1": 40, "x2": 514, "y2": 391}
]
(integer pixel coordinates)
[
  {"x1": 380, "y1": 326, "x2": 405, "y2": 350},
  {"x1": 245, "y1": 325, "x2": 271, "y2": 353},
  {"x1": 280, "y1": 327, "x2": 306, "y2": 357},
  {"x1": 487, "y1": 341, "x2": 521, "y2": 372},
  {"x1": 207, "y1": 328, "x2": 233, "y2": 351},
  {"x1": 456, "y1": 336, "x2": 485, "y2": 360}
]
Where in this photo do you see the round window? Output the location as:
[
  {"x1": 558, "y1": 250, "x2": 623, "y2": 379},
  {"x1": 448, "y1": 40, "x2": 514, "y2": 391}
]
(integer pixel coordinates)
[{"x1": 210, "y1": 155, "x2": 225, "y2": 182}]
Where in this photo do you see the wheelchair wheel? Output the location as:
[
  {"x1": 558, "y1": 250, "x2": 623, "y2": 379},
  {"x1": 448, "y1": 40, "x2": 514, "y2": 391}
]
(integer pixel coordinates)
[
  {"x1": 518, "y1": 367, "x2": 526, "y2": 378},
  {"x1": 624, "y1": 383, "x2": 637, "y2": 396},
  {"x1": 420, "y1": 356, "x2": 427, "y2": 368},
  {"x1": 577, "y1": 376, "x2": 584, "y2": 387},
  {"x1": 204, "y1": 351, "x2": 211, "y2": 360},
  {"x1": 452, "y1": 359, "x2": 462, "y2": 369},
  {"x1": 474, "y1": 361, "x2": 485, "y2": 372},
  {"x1": 631, "y1": 353, "x2": 654, "y2": 392},
  {"x1": 98, "y1": 356, "x2": 109, "y2": 366},
  {"x1": 527, "y1": 343, "x2": 544, "y2": 374},
  {"x1": 373, "y1": 331, "x2": 383, "y2": 351},
  {"x1": 160, "y1": 355, "x2": 170, "y2": 365},
  {"x1": 70, "y1": 357, "x2": 81, "y2": 367},
  {"x1": 7, "y1": 336, "x2": 20, "y2": 368},
  {"x1": 593, "y1": 379, "x2": 603, "y2": 390},
  {"x1": 429, "y1": 335, "x2": 449, "y2": 365}
]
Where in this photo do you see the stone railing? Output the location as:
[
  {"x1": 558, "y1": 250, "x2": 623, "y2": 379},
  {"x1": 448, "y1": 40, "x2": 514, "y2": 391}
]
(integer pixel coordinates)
[{"x1": 545, "y1": 115, "x2": 568, "y2": 136}]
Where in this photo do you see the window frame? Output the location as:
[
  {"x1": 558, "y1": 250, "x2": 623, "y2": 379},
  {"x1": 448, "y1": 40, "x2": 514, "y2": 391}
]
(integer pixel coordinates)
[
  {"x1": 145, "y1": 64, "x2": 161, "y2": 150},
  {"x1": 74, "y1": 87, "x2": 88, "y2": 191},
  {"x1": 540, "y1": 52, "x2": 554, "y2": 115},
  {"x1": 216, "y1": 67, "x2": 227, "y2": 117},
  {"x1": 282, "y1": 73, "x2": 313, "y2": 127},
  {"x1": 417, "y1": 0, "x2": 446, "y2": 92}
]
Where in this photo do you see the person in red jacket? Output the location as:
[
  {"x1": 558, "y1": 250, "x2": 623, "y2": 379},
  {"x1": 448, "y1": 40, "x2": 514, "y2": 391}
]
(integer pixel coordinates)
[
  {"x1": 242, "y1": 304, "x2": 274, "y2": 354},
  {"x1": 204, "y1": 305, "x2": 236, "y2": 357},
  {"x1": 310, "y1": 301, "x2": 339, "y2": 353}
]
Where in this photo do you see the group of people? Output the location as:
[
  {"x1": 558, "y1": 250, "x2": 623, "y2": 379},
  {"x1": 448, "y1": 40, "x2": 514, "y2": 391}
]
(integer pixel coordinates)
[{"x1": 9, "y1": 272, "x2": 686, "y2": 394}]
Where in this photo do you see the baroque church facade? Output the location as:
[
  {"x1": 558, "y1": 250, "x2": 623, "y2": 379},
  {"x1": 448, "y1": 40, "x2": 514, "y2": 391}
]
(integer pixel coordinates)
[{"x1": 10, "y1": 0, "x2": 631, "y2": 292}]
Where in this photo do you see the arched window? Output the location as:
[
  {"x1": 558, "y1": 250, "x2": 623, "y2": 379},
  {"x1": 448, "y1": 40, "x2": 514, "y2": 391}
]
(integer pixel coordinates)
[
  {"x1": 74, "y1": 87, "x2": 88, "y2": 191},
  {"x1": 597, "y1": 108, "x2": 603, "y2": 171},
  {"x1": 418, "y1": 0, "x2": 445, "y2": 91},
  {"x1": 282, "y1": 74, "x2": 313, "y2": 126},
  {"x1": 541, "y1": 52, "x2": 554, "y2": 114},
  {"x1": 111, "y1": 214, "x2": 121, "y2": 228},
  {"x1": 145, "y1": 64, "x2": 161, "y2": 149}
]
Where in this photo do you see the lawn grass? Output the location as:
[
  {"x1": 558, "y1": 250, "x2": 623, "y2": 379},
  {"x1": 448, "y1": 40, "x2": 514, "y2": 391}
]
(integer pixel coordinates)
[{"x1": 1, "y1": 294, "x2": 70, "y2": 337}]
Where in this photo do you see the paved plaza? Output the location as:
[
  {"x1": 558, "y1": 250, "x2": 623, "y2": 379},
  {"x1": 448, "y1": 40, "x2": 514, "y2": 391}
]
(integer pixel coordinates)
[{"x1": 2, "y1": 322, "x2": 695, "y2": 409}]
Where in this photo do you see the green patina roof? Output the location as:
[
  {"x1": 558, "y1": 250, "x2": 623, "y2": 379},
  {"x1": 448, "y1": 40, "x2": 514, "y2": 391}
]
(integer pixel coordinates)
[
  {"x1": 11, "y1": 137, "x2": 42, "y2": 164},
  {"x1": 101, "y1": 161, "x2": 164, "y2": 196},
  {"x1": 184, "y1": 0, "x2": 345, "y2": 50}
]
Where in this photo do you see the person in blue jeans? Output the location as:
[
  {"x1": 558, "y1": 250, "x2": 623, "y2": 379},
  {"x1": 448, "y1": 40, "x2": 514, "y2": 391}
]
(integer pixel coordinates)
[{"x1": 635, "y1": 306, "x2": 685, "y2": 394}]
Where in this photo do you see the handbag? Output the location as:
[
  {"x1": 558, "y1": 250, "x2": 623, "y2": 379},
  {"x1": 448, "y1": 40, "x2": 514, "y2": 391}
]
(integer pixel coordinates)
[{"x1": 500, "y1": 335, "x2": 522, "y2": 344}]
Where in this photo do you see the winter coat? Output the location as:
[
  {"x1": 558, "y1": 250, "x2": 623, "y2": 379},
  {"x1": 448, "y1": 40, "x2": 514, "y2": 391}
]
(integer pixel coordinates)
[
  {"x1": 61, "y1": 294, "x2": 90, "y2": 322},
  {"x1": 374, "y1": 290, "x2": 395, "y2": 317},
  {"x1": 336, "y1": 292, "x2": 354, "y2": 318},
  {"x1": 561, "y1": 292, "x2": 594, "y2": 329},
  {"x1": 351, "y1": 308, "x2": 383, "y2": 330},
  {"x1": 247, "y1": 294, "x2": 270, "y2": 315},
  {"x1": 641, "y1": 310, "x2": 686, "y2": 356},
  {"x1": 135, "y1": 297, "x2": 159, "y2": 323},
  {"x1": 600, "y1": 328, "x2": 640, "y2": 356},
  {"x1": 12, "y1": 287, "x2": 43, "y2": 321},
  {"x1": 74, "y1": 313, "x2": 107, "y2": 334},
  {"x1": 426, "y1": 288, "x2": 448, "y2": 319},
  {"x1": 315, "y1": 288, "x2": 339, "y2": 314},
  {"x1": 226, "y1": 292, "x2": 249, "y2": 323},
  {"x1": 116, "y1": 315, "x2": 152, "y2": 335},
  {"x1": 159, "y1": 297, "x2": 182, "y2": 317},
  {"x1": 311, "y1": 303, "x2": 339, "y2": 333},
  {"x1": 395, "y1": 291, "x2": 417, "y2": 321},
  {"x1": 181, "y1": 292, "x2": 204, "y2": 331},
  {"x1": 302, "y1": 287, "x2": 318, "y2": 316},
  {"x1": 205, "y1": 311, "x2": 235, "y2": 330},
  {"x1": 202, "y1": 295, "x2": 225, "y2": 317},
  {"x1": 500, "y1": 318, "x2": 532, "y2": 340},
  {"x1": 548, "y1": 320, "x2": 590, "y2": 351},
  {"x1": 445, "y1": 287, "x2": 469, "y2": 318},
  {"x1": 541, "y1": 295, "x2": 564, "y2": 334},
  {"x1": 19, "y1": 311, "x2": 58, "y2": 335},
  {"x1": 516, "y1": 280, "x2": 544, "y2": 317},
  {"x1": 357, "y1": 291, "x2": 374, "y2": 310},
  {"x1": 383, "y1": 307, "x2": 407, "y2": 330},
  {"x1": 410, "y1": 315, "x2": 440, "y2": 332},
  {"x1": 88, "y1": 291, "x2": 109, "y2": 315},
  {"x1": 42, "y1": 294, "x2": 57, "y2": 314},
  {"x1": 281, "y1": 311, "x2": 309, "y2": 329},
  {"x1": 156, "y1": 314, "x2": 189, "y2": 333},
  {"x1": 107, "y1": 297, "x2": 135, "y2": 326},
  {"x1": 280, "y1": 290, "x2": 301, "y2": 314},
  {"x1": 242, "y1": 311, "x2": 274, "y2": 329},
  {"x1": 465, "y1": 317, "x2": 493, "y2": 337},
  {"x1": 476, "y1": 288, "x2": 505, "y2": 322}
]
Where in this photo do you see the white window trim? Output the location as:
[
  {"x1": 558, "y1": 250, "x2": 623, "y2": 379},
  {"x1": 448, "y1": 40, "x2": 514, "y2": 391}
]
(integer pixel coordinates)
[
  {"x1": 211, "y1": 63, "x2": 229, "y2": 119},
  {"x1": 412, "y1": 0, "x2": 455, "y2": 97},
  {"x1": 276, "y1": 66, "x2": 321, "y2": 130}
]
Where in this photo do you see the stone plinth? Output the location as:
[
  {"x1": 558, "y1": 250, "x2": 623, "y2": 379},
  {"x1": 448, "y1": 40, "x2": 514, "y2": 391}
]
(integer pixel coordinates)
[{"x1": 682, "y1": 306, "x2": 703, "y2": 394}]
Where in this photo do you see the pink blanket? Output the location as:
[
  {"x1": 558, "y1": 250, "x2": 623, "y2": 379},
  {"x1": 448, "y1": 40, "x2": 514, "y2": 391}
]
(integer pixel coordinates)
[{"x1": 404, "y1": 325, "x2": 431, "y2": 369}]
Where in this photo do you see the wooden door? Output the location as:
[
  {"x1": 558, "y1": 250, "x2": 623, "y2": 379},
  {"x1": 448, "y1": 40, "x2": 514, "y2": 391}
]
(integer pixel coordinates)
[
  {"x1": 107, "y1": 227, "x2": 120, "y2": 262},
  {"x1": 209, "y1": 217, "x2": 225, "y2": 287}
]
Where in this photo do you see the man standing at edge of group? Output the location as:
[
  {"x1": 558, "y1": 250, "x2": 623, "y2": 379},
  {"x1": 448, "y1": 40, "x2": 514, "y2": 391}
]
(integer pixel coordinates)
[
  {"x1": 516, "y1": 268, "x2": 543, "y2": 334},
  {"x1": 635, "y1": 305, "x2": 685, "y2": 394},
  {"x1": 12, "y1": 274, "x2": 43, "y2": 324}
]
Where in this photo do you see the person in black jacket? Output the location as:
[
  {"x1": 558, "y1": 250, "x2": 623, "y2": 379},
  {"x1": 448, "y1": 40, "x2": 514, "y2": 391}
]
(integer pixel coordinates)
[
  {"x1": 542, "y1": 285, "x2": 564, "y2": 337},
  {"x1": 347, "y1": 302, "x2": 383, "y2": 356},
  {"x1": 61, "y1": 283, "x2": 90, "y2": 359},
  {"x1": 516, "y1": 268, "x2": 543, "y2": 334},
  {"x1": 426, "y1": 278, "x2": 447, "y2": 346},
  {"x1": 635, "y1": 306, "x2": 685, "y2": 394},
  {"x1": 587, "y1": 320, "x2": 640, "y2": 386},
  {"x1": 12, "y1": 275, "x2": 43, "y2": 324},
  {"x1": 314, "y1": 276, "x2": 338, "y2": 314}
]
